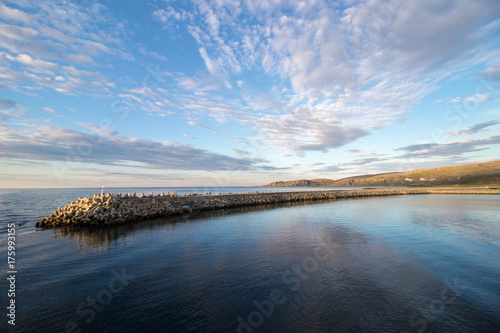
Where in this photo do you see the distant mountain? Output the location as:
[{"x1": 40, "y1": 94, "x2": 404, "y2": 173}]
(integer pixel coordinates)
[
  {"x1": 263, "y1": 179, "x2": 337, "y2": 187},
  {"x1": 261, "y1": 160, "x2": 500, "y2": 187}
]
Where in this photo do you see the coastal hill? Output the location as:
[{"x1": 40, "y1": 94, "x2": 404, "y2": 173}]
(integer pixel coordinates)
[
  {"x1": 262, "y1": 160, "x2": 500, "y2": 187},
  {"x1": 264, "y1": 179, "x2": 337, "y2": 187}
]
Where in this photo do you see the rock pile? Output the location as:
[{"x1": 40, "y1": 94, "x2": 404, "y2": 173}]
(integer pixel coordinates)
[{"x1": 36, "y1": 193, "x2": 179, "y2": 227}]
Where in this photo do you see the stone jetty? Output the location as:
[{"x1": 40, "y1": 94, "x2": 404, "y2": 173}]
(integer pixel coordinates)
[{"x1": 36, "y1": 187, "x2": 500, "y2": 228}]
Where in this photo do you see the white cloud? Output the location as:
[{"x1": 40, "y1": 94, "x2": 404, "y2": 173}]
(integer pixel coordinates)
[
  {"x1": 465, "y1": 92, "x2": 493, "y2": 104},
  {"x1": 153, "y1": 6, "x2": 192, "y2": 26},
  {"x1": 0, "y1": 1, "x2": 126, "y2": 95},
  {"x1": 176, "y1": 72, "x2": 228, "y2": 91},
  {"x1": 43, "y1": 107, "x2": 56, "y2": 114},
  {"x1": 137, "y1": 45, "x2": 167, "y2": 61},
  {"x1": 5, "y1": 53, "x2": 58, "y2": 75},
  {"x1": 199, "y1": 47, "x2": 218, "y2": 74},
  {"x1": 151, "y1": 0, "x2": 500, "y2": 155},
  {"x1": 480, "y1": 61, "x2": 500, "y2": 82},
  {"x1": 181, "y1": 97, "x2": 246, "y2": 123},
  {"x1": 0, "y1": 3, "x2": 34, "y2": 24},
  {"x1": 187, "y1": 120, "x2": 215, "y2": 131}
]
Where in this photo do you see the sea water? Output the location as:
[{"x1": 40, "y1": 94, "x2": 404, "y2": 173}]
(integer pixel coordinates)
[{"x1": 0, "y1": 188, "x2": 499, "y2": 332}]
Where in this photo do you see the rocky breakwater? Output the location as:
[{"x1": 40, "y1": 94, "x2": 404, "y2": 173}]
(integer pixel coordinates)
[
  {"x1": 36, "y1": 187, "x2": 500, "y2": 228},
  {"x1": 36, "y1": 192, "x2": 181, "y2": 228}
]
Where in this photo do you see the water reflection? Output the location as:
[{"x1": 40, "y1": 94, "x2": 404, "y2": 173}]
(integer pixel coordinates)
[
  {"x1": 50, "y1": 199, "x2": 339, "y2": 250},
  {"x1": 406, "y1": 195, "x2": 500, "y2": 246}
]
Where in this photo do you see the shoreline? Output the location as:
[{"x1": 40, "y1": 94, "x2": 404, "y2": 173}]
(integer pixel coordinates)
[{"x1": 36, "y1": 187, "x2": 500, "y2": 228}]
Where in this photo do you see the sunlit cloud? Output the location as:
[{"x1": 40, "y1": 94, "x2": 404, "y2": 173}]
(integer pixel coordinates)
[
  {"x1": 449, "y1": 120, "x2": 500, "y2": 136},
  {"x1": 395, "y1": 134, "x2": 500, "y2": 159},
  {"x1": 0, "y1": 123, "x2": 277, "y2": 171}
]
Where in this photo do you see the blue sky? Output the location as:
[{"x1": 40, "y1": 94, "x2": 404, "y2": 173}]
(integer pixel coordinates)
[{"x1": 1, "y1": 0, "x2": 500, "y2": 188}]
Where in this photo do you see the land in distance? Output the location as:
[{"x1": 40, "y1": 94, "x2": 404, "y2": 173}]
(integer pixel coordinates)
[{"x1": 261, "y1": 160, "x2": 500, "y2": 188}]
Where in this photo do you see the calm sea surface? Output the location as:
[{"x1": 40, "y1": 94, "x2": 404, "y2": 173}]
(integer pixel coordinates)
[{"x1": 1, "y1": 188, "x2": 499, "y2": 332}]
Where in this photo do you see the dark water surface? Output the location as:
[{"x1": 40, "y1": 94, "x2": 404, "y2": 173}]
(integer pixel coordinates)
[{"x1": 1, "y1": 188, "x2": 499, "y2": 332}]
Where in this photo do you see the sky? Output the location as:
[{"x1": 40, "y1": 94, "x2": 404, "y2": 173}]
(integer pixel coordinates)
[{"x1": 1, "y1": 0, "x2": 500, "y2": 188}]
